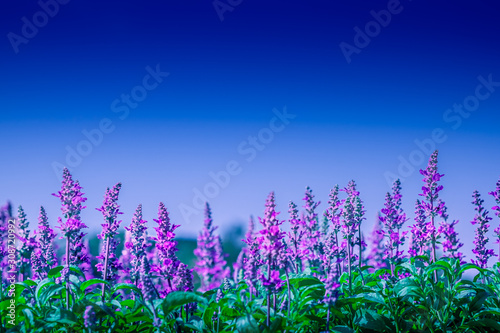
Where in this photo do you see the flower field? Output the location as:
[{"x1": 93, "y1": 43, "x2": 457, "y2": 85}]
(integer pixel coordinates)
[{"x1": 1, "y1": 149, "x2": 500, "y2": 333}]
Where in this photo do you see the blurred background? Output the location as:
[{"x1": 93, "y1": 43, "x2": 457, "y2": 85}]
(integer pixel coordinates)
[{"x1": 1, "y1": 0, "x2": 500, "y2": 266}]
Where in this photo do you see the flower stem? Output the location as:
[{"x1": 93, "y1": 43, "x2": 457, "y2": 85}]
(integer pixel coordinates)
[
  {"x1": 101, "y1": 237, "x2": 111, "y2": 300},
  {"x1": 65, "y1": 237, "x2": 70, "y2": 310}
]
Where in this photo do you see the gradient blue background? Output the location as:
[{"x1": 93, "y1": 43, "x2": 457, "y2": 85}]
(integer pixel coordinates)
[{"x1": 1, "y1": 0, "x2": 499, "y2": 263}]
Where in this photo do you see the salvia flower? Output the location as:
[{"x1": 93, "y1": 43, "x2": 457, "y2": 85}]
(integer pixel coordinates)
[
  {"x1": 123, "y1": 204, "x2": 148, "y2": 285},
  {"x1": 340, "y1": 180, "x2": 365, "y2": 269},
  {"x1": 53, "y1": 168, "x2": 90, "y2": 271},
  {"x1": 378, "y1": 180, "x2": 408, "y2": 272},
  {"x1": 366, "y1": 217, "x2": 387, "y2": 271},
  {"x1": 243, "y1": 219, "x2": 262, "y2": 297},
  {"x1": 174, "y1": 263, "x2": 196, "y2": 313},
  {"x1": 471, "y1": 190, "x2": 495, "y2": 268},
  {"x1": 300, "y1": 187, "x2": 321, "y2": 269},
  {"x1": 139, "y1": 256, "x2": 157, "y2": 303},
  {"x1": 418, "y1": 150, "x2": 446, "y2": 262},
  {"x1": 194, "y1": 203, "x2": 229, "y2": 292},
  {"x1": 96, "y1": 183, "x2": 123, "y2": 284},
  {"x1": 16, "y1": 206, "x2": 36, "y2": 279},
  {"x1": 153, "y1": 202, "x2": 181, "y2": 295},
  {"x1": 233, "y1": 216, "x2": 254, "y2": 282},
  {"x1": 257, "y1": 192, "x2": 285, "y2": 293},
  {"x1": 83, "y1": 306, "x2": 96, "y2": 329},
  {"x1": 489, "y1": 177, "x2": 500, "y2": 261},
  {"x1": 31, "y1": 206, "x2": 57, "y2": 280},
  {"x1": 286, "y1": 201, "x2": 305, "y2": 273},
  {"x1": 439, "y1": 219, "x2": 464, "y2": 263},
  {"x1": 408, "y1": 200, "x2": 432, "y2": 257}
]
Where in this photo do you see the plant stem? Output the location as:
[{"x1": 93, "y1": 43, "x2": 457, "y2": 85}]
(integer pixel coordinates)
[
  {"x1": 326, "y1": 305, "x2": 330, "y2": 332},
  {"x1": 65, "y1": 236, "x2": 70, "y2": 310},
  {"x1": 285, "y1": 270, "x2": 291, "y2": 318},
  {"x1": 101, "y1": 236, "x2": 111, "y2": 300},
  {"x1": 347, "y1": 235, "x2": 352, "y2": 294},
  {"x1": 358, "y1": 226, "x2": 362, "y2": 268}
]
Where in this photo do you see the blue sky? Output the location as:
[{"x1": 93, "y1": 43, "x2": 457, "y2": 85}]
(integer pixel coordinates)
[{"x1": 1, "y1": 0, "x2": 500, "y2": 263}]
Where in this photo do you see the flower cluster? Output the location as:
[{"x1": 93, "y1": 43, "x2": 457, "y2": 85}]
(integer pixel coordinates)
[
  {"x1": 153, "y1": 202, "x2": 181, "y2": 295},
  {"x1": 286, "y1": 201, "x2": 304, "y2": 273},
  {"x1": 53, "y1": 168, "x2": 90, "y2": 270},
  {"x1": 300, "y1": 187, "x2": 321, "y2": 269},
  {"x1": 257, "y1": 192, "x2": 285, "y2": 292},
  {"x1": 471, "y1": 190, "x2": 495, "y2": 268},
  {"x1": 378, "y1": 180, "x2": 408, "y2": 271},
  {"x1": 16, "y1": 206, "x2": 37, "y2": 279},
  {"x1": 340, "y1": 180, "x2": 365, "y2": 270},
  {"x1": 233, "y1": 216, "x2": 254, "y2": 282},
  {"x1": 489, "y1": 177, "x2": 500, "y2": 254},
  {"x1": 96, "y1": 183, "x2": 123, "y2": 283},
  {"x1": 31, "y1": 206, "x2": 57, "y2": 280},
  {"x1": 194, "y1": 203, "x2": 229, "y2": 292},
  {"x1": 418, "y1": 150, "x2": 447, "y2": 262},
  {"x1": 123, "y1": 204, "x2": 148, "y2": 285}
]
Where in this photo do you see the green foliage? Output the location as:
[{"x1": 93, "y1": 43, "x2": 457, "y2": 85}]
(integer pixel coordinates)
[{"x1": 1, "y1": 259, "x2": 500, "y2": 332}]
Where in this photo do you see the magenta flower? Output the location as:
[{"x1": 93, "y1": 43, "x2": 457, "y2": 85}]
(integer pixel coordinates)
[
  {"x1": 408, "y1": 199, "x2": 432, "y2": 258},
  {"x1": 31, "y1": 206, "x2": 57, "y2": 280},
  {"x1": 439, "y1": 219, "x2": 464, "y2": 263},
  {"x1": 257, "y1": 192, "x2": 285, "y2": 292},
  {"x1": 285, "y1": 201, "x2": 305, "y2": 273},
  {"x1": 194, "y1": 202, "x2": 229, "y2": 292},
  {"x1": 123, "y1": 204, "x2": 148, "y2": 285},
  {"x1": 300, "y1": 187, "x2": 321, "y2": 269},
  {"x1": 366, "y1": 217, "x2": 387, "y2": 271},
  {"x1": 233, "y1": 216, "x2": 255, "y2": 282},
  {"x1": 153, "y1": 202, "x2": 181, "y2": 295},
  {"x1": 139, "y1": 255, "x2": 157, "y2": 303},
  {"x1": 16, "y1": 206, "x2": 37, "y2": 279},
  {"x1": 53, "y1": 167, "x2": 90, "y2": 309},
  {"x1": 418, "y1": 150, "x2": 446, "y2": 263},
  {"x1": 378, "y1": 180, "x2": 408, "y2": 273},
  {"x1": 340, "y1": 180, "x2": 365, "y2": 271},
  {"x1": 489, "y1": 177, "x2": 500, "y2": 261},
  {"x1": 243, "y1": 217, "x2": 262, "y2": 298},
  {"x1": 471, "y1": 190, "x2": 495, "y2": 268},
  {"x1": 96, "y1": 183, "x2": 123, "y2": 285}
]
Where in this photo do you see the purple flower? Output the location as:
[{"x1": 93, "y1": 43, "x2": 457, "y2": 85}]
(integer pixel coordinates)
[
  {"x1": 340, "y1": 180, "x2": 365, "y2": 269},
  {"x1": 286, "y1": 201, "x2": 305, "y2": 273},
  {"x1": 153, "y1": 202, "x2": 181, "y2": 295},
  {"x1": 257, "y1": 192, "x2": 285, "y2": 292},
  {"x1": 122, "y1": 204, "x2": 148, "y2": 285},
  {"x1": 471, "y1": 190, "x2": 495, "y2": 268},
  {"x1": 83, "y1": 306, "x2": 96, "y2": 329},
  {"x1": 489, "y1": 177, "x2": 500, "y2": 261},
  {"x1": 194, "y1": 203, "x2": 229, "y2": 292},
  {"x1": 53, "y1": 168, "x2": 90, "y2": 271},
  {"x1": 365, "y1": 217, "x2": 387, "y2": 271},
  {"x1": 16, "y1": 206, "x2": 37, "y2": 279},
  {"x1": 418, "y1": 150, "x2": 446, "y2": 262},
  {"x1": 300, "y1": 187, "x2": 321, "y2": 269},
  {"x1": 96, "y1": 183, "x2": 123, "y2": 284},
  {"x1": 233, "y1": 216, "x2": 255, "y2": 282},
  {"x1": 243, "y1": 218, "x2": 262, "y2": 297},
  {"x1": 139, "y1": 256, "x2": 157, "y2": 303},
  {"x1": 439, "y1": 219, "x2": 464, "y2": 263},
  {"x1": 31, "y1": 206, "x2": 57, "y2": 280},
  {"x1": 378, "y1": 180, "x2": 408, "y2": 272},
  {"x1": 408, "y1": 200, "x2": 432, "y2": 257}
]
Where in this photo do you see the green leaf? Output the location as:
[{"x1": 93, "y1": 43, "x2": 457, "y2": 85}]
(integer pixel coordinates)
[
  {"x1": 235, "y1": 314, "x2": 259, "y2": 333},
  {"x1": 111, "y1": 283, "x2": 141, "y2": 295},
  {"x1": 81, "y1": 278, "x2": 108, "y2": 293},
  {"x1": 47, "y1": 266, "x2": 64, "y2": 278},
  {"x1": 45, "y1": 307, "x2": 77, "y2": 324},
  {"x1": 162, "y1": 291, "x2": 207, "y2": 317},
  {"x1": 38, "y1": 284, "x2": 64, "y2": 306},
  {"x1": 331, "y1": 326, "x2": 355, "y2": 333}
]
